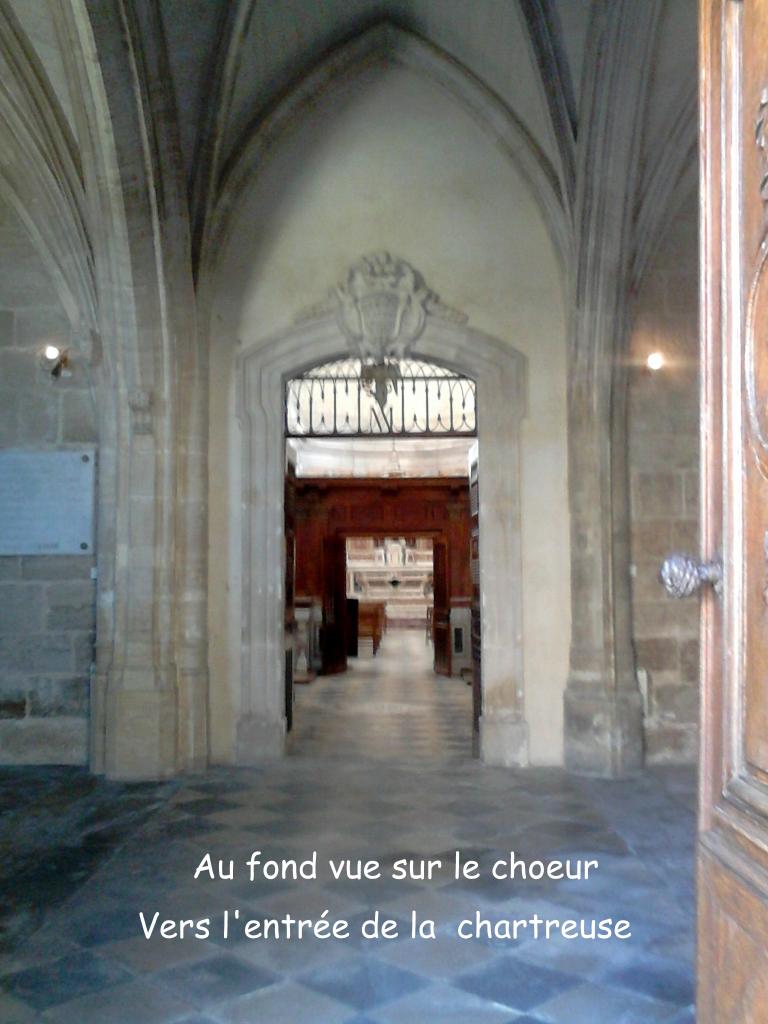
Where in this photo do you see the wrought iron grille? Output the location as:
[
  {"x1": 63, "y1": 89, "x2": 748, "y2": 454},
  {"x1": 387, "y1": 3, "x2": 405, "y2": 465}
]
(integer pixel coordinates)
[{"x1": 285, "y1": 358, "x2": 477, "y2": 438}]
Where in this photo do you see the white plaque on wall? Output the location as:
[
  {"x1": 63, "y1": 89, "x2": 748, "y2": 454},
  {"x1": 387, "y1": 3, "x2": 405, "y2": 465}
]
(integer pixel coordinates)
[{"x1": 0, "y1": 449, "x2": 96, "y2": 555}]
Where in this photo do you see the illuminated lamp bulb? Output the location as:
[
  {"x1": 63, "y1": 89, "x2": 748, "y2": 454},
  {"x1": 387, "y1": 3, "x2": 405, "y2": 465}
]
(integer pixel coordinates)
[
  {"x1": 44, "y1": 344, "x2": 61, "y2": 361},
  {"x1": 646, "y1": 351, "x2": 665, "y2": 371}
]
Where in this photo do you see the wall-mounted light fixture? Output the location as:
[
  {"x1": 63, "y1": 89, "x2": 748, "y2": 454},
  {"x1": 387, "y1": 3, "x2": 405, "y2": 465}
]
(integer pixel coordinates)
[
  {"x1": 40, "y1": 344, "x2": 70, "y2": 378},
  {"x1": 646, "y1": 351, "x2": 665, "y2": 372}
]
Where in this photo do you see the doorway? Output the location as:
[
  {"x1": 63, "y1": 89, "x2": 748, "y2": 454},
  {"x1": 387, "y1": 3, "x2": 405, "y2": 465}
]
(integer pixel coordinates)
[
  {"x1": 285, "y1": 472, "x2": 478, "y2": 757},
  {"x1": 232, "y1": 303, "x2": 528, "y2": 767},
  {"x1": 346, "y1": 535, "x2": 437, "y2": 661}
]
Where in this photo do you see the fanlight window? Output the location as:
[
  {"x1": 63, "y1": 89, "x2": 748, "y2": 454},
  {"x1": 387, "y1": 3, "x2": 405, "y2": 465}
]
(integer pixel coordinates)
[{"x1": 285, "y1": 358, "x2": 477, "y2": 438}]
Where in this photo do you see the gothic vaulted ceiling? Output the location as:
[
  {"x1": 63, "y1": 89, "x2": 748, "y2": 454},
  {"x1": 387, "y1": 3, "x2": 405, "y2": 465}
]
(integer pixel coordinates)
[{"x1": 1, "y1": 0, "x2": 697, "y2": 298}]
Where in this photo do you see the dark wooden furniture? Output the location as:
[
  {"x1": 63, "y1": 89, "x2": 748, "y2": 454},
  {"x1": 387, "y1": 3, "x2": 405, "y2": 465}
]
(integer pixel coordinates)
[
  {"x1": 358, "y1": 601, "x2": 386, "y2": 654},
  {"x1": 320, "y1": 534, "x2": 347, "y2": 675},
  {"x1": 432, "y1": 539, "x2": 450, "y2": 675},
  {"x1": 346, "y1": 598, "x2": 359, "y2": 657}
]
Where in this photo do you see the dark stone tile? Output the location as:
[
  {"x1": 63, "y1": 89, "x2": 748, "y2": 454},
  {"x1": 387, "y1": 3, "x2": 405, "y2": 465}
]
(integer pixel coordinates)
[
  {"x1": 301, "y1": 956, "x2": 427, "y2": 1010},
  {"x1": 0, "y1": 768, "x2": 174, "y2": 906},
  {"x1": 177, "y1": 797, "x2": 240, "y2": 816},
  {"x1": 2, "y1": 950, "x2": 131, "y2": 1010},
  {"x1": 440, "y1": 799, "x2": 498, "y2": 818},
  {"x1": 184, "y1": 777, "x2": 258, "y2": 795},
  {"x1": 324, "y1": 874, "x2": 421, "y2": 906},
  {"x1": 153, "y1": 817, "x2": 219, "y2": 839},
  {"x1": 228, "y1": 877, "x2": 293, "y2": 902},
  {"x1": 604, "y1": 956, "x2": 695, "y2": 1006},
  {"x1": 670, "y1": 1009, "x2": 696, "y2": 1023},
  {"x1": 174, "y1": 1017, "x2": 222, "y2": 1024},
  {"x1": 446, "y1": 873, "x2": 522, "y2": 904},
  {"x1": 337, "y1": 911, "x2": 410, "y2": 950},
  {"x1": 154, "y1": 952, "x2": 275, "y2": 1006},
  {"x1": 74, "y1": 904, "x2": 145, "y2": 947},
  {"x1": 0, "y1": 693, "x2": 26, "y2": 719},
  {"x1": 455, "y1": 955, "x2": 579, "y2": 1012}
]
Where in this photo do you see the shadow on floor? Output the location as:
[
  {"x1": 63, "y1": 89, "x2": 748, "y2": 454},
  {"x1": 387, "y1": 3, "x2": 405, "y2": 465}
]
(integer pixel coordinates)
[{"x1": 0, "y1": 767, "x2": 176, "y2": 956}]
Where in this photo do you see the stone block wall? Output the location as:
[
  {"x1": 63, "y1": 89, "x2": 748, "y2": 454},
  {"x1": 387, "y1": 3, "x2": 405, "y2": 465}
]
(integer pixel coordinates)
[
  {"x1": 0, "y1": 206, "x2": 97, "y2": 765},
  {"x1": 0, "y1": 556, "x2": 95, "y2": 763},
  {"x1": 628, "y1": 195, "x2": 699, "y2": 763}
]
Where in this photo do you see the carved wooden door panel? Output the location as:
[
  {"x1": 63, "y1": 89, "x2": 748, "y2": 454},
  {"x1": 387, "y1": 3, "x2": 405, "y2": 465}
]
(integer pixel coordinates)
[
  {"x1": 695, "y1": 3, "x2": 768, "y2": 1017},
  {"x1": 321, "y1": 534, "x2": 348, "y2": 675},
  {"x1": 433, "y1": 538, "x2": 451, "y2": 676}
]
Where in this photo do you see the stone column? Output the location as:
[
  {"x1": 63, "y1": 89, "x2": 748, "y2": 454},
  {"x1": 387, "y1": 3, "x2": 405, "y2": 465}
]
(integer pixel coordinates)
[
  {"x1": 562, "y1": 0, "x2": 661, "y2": 775},
  {"x1": 476, "y1": 363, "x2": 528, "y2": 766},
  {"x1": 236, "y1": 356, "x2": 288, "y2": 762},
  {"x1": 95, "y1": 387, "x2": 177, "y2": 778},
  {"x1": 102, "y1": 391, "x2": 178, "y2": 779},
  {"x1": 79, "y1": 0, "x2": 196, "y2": 779},
  {"x1": 564, "y1": 357, "x2": 643, "y2": 775},
  {"x1": 173, "y1": 338, "x2": 210, "y2": 773}
]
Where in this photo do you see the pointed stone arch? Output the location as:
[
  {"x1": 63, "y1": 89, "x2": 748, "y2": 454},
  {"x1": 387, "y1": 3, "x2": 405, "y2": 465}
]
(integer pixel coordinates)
[{"x1": 198, "y1": 21, "x2": 569, "y2": 282}]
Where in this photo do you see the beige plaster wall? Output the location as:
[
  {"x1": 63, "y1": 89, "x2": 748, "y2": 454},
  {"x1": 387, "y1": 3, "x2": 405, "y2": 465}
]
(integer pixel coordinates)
[
  {"x1": 208, "y1": 64, "x2": 570, "y2": 766},
  {"x1": 628, "y1": 193, "x2": 699, "y2": 763}
]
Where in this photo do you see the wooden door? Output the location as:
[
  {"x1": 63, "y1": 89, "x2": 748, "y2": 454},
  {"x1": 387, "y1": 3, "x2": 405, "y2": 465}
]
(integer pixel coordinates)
[
  {"x1": 284, "y1": 466, "x2": 296, "y2": 730},
  {"x1": 433, "y1": 538, "x2": 451, "y2": 676},
  {"x1": 321, "y1": 534, "x2": 348, "y2": 674},
  {"x1": 346, "y1": 597, "x2": 359, "y2": 657},
  {"x1": 469, "y1": 455, "x2": 481, "y2": 740},
  {"x1": 695, "y1": 3, "x2": 768, "y2": 1016}
]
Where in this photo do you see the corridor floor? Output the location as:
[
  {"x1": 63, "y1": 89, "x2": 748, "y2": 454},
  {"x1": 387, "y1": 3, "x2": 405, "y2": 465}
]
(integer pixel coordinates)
[
  {"x1": 289, "y1": 629, "x2": 473, "y2": 761},
  {"x1": 0, "y1": 632, "x2": 696, "y2": 1023}
]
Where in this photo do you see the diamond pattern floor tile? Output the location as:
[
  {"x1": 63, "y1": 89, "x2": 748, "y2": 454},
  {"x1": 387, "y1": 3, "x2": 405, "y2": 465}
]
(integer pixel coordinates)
[
  {"x1": 454, "y1": 954, "x2": 580, "y2": 1012},
  {"x1": 0, "y1": 631, "x2": 696, "y2": 1023},
  {"x1": 300, "y1": 957, "x2": 427, "y2": 1011}
]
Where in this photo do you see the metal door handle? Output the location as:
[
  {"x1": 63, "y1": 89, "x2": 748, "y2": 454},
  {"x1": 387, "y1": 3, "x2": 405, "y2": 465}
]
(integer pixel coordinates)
[{"x1": 659, "y1": 553, "x2": 723, "y2": 598}]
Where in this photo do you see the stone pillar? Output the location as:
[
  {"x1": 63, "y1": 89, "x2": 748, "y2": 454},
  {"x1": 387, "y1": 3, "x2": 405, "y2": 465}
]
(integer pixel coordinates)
[
  {"x1": 562, "y1": 0, "x2": 661, "y2": 775},
  {"x1": 472, "y1": 343, "x2": 528, "y2": 767},
  {"x1": 80, "y1": 0, "x2": 209, "y2": 779},
  {"x1": 102, "y1": 392, "x2": 178, "y2": 780},
  {"x1": 236, "y1": 371, "x2": 288, "y2": 763},
  {"x1": 564, "y1": 359, "x2": 643, "y2": 775},
  {"x1": 174, "y1": 343, "x2": 210, "y2": 773}
]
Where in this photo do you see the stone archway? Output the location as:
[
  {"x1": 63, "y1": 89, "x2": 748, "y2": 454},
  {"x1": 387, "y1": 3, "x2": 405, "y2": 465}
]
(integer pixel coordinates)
[{"x1": 232, "y1": 256, "x2": 528, "y2": 768}]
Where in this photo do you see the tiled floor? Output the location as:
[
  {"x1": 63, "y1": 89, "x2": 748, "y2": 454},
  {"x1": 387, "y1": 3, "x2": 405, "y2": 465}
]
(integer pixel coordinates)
[
  {"x1": 289, "y1": 629, "x2": 473, "y2": 761},
  {"x1": 0, "y1": 631, "x2": 697, "y2": 1022}
]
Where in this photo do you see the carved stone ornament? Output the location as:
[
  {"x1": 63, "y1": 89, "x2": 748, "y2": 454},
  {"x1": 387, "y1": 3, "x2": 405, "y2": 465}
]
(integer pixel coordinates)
[{"x1": 294, "y1": 252, "x2": 467, "y2": 358}]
